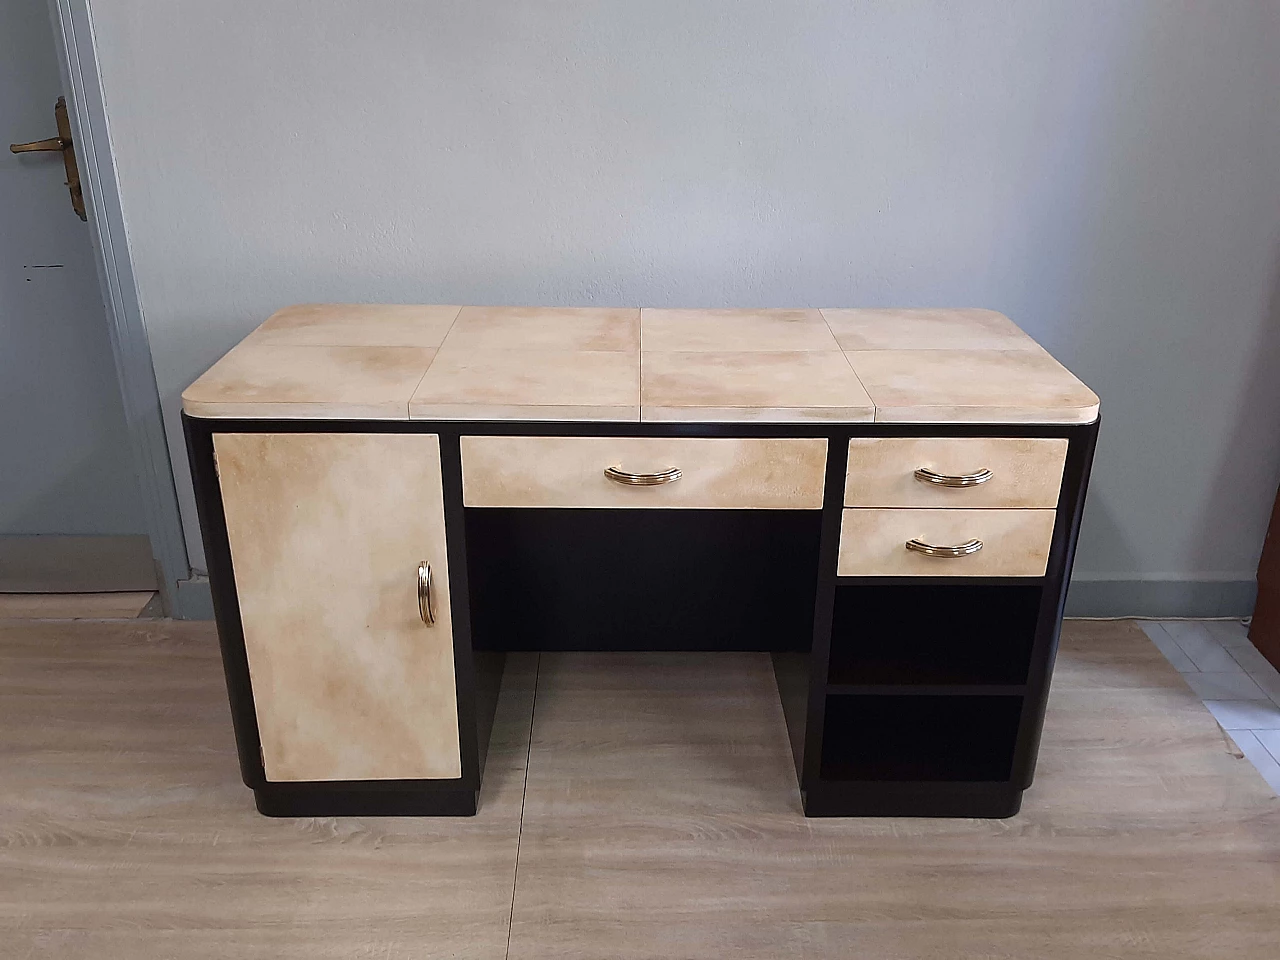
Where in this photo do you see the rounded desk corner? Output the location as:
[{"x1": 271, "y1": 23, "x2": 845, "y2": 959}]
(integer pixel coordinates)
[
  {"x1": 180, "y1": 392, "x2": 215, "y2": 419},
  {"x1": 1068, "y1": 399, "x2": 1101, "y2": 425}
]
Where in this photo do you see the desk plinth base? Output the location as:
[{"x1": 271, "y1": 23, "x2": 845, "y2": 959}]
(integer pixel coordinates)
[
  {"x1": 252, "y1": 783, "x2": 478, "y2": 818},
  {"x1": 802, "y1": 781, "x2": 1023, "y2": 819}
]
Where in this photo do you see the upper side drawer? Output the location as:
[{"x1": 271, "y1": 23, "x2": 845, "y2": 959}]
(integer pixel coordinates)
[
  {"x1": 845, "y1": 437, "x2": 1067, "y2": 508},
  {"x1": 461, "y1": 436, "x2": 827, "y2": 508}
]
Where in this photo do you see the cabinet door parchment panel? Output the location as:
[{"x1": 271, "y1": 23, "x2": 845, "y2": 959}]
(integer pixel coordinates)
[{"x1": 215, "y1": 432, "x2": 461, "y2": 781}]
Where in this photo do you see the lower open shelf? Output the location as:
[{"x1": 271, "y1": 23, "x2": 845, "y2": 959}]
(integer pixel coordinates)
[{"x1": 819, "y1": 693, "x2": 1023, "y2": 782}]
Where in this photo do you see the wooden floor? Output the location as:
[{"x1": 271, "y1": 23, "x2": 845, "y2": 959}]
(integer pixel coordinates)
[{"x1": 1, "y1": 619, "x2": 1277, "y2": 958}]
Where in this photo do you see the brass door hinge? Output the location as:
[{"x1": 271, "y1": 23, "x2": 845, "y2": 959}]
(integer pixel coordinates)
[{"x1": 10, "y1": 96, "x2": 87, "y2": 221}]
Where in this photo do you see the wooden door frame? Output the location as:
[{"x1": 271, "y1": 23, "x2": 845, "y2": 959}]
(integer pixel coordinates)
[{"x1": 44, "y1": 0, "x2": 192, "y2": 613}]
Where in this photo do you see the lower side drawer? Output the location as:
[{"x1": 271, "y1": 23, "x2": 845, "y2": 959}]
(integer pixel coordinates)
[{"x1": 837, "y1": 508, "x2": 1056, "y2": 577}]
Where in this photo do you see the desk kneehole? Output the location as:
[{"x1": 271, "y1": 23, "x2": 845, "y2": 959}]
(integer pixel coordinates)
[
  {"x1": 837, "y1": 508, "x2": 1057, "y2": 577},
  {"x1": 460, "y1": 436, "x2": 828, "y2": 509}
]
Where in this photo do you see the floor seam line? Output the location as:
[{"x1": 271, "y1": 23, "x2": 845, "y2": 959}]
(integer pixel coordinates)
[{"x1": 505, "y1": 653, "x2": 539, "y2": 960}]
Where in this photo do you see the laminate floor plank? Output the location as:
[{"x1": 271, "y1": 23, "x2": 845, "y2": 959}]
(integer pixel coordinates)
[
  {"x1": 0, "y1": 621, "x2": 532, "y2": 960},
  {"x1": 2, "y1": 619, "x2": 1278, "y2": 959},
  {"x1": 508, "y1": 622, "x2": 1280, "y2": 960},
  {"x1": 0, "y1": 591, "x2": 156, "y2": 619}
]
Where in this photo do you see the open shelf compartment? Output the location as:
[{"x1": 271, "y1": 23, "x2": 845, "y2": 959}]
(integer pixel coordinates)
[
  {"x1": 819, "y1": 694, "x2": 1023, "y2": 782},
  {"x1": 827, "y1": 583, "x2": 1042, "y2": 687}
]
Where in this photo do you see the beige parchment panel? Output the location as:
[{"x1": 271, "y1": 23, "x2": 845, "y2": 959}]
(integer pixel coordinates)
[
  {"x1": 846, "y1": 349, "x2": 1100, "y2": 424},
  {"x1": 214, "y1": 432, "x2": 461, "y2": 781},
  {"x1": 821, "y1": 307, "x2": 1041, "y2": 351},
  {"x1": 411, "y1": 347, "x2": 640, "y2": 421},
  {"x1": 845, "y1": 437, "x2": 1068, "y2": 507},
  {"x1": 641, "y1": 308, "x2": 840, "y2": 352},
  {"x1": 461, "y1": 436, "x2": 828, "y2": 508},
  {"x1": 248, "y1": 303, "x2": 463, "y2": 347},
  {"x1": 441, "y1": 305, "x2": 640, "y2": 351},
  {"x1": 181, "y1": 343, "x2": 434, "y2": 419},
  {"x1": 837, "y1": 507, "x2": 1057, "y2": 577},
  {"x1": 641, "y1": 350, "x2": 875, "y2": 422}
]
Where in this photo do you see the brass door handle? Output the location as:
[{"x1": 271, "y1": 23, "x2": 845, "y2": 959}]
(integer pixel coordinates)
[
  {"x1": 913, "y1": 467, "x2": 993, "y2": 487},
  {"x1": 417, "y1": 561, "x2": 436, "y2": 625},
  {"x1": 604, "y1": 465, "x2": 682, "y2": 486},
  {"x1": 9, "y1": 97, "x2": 86, "y2": 221},
  {"x1": 905, "y1": 538, "x2": 984, "y2": 558},
  {"x1": 10, "y1": 137, "x2": 67, "y2": 153}
]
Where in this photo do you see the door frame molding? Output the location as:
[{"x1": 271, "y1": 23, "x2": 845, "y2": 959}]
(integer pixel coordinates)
[{"x1": 46, "y1": 0, "x2": 191, "y2": 611}]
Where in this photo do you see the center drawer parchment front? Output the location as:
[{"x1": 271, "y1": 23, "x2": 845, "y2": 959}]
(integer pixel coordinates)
[{"x1": 460, "y1": 436, "x2": 828, "y2": 509}]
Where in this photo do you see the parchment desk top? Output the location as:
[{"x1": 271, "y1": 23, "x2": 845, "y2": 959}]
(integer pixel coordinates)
[{"x1": 182, "y1": 305, "x2": 1099, "y2": 424}]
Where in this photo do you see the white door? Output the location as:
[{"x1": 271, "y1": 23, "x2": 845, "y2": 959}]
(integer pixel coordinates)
[{"x1": 1, "y1": 0, "x2": 150, "y2": 588}]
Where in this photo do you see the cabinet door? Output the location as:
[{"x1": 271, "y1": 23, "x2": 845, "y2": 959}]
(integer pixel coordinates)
[{"x1": 214, "y1": 432, "x2": 461, "y2": 781}]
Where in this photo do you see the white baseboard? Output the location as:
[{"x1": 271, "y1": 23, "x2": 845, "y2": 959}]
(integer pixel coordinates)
[
  {"x1": 1065, "y1": 576, "x2": 1256, "y2": 619},
  {"x1": 172, "y1": 576, "x2": 215, "y2": 620},
  {"x1": 0, "y1": 535, "x2": 157, "y2": 592}
]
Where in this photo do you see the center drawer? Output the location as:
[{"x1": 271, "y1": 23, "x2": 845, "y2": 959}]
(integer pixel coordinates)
[{"x1": 461, "y1": 436, "x2": 828, "y2": 509}]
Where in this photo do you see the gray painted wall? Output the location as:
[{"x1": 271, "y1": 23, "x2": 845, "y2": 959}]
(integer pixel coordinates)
[{"x1": 86, "y1": 0, "x2": 1280, "y2": 613}]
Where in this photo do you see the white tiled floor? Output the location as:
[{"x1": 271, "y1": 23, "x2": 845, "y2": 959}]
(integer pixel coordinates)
[{"x1": 1140, "y1": 619, "x2": 1280, "y2": 792}]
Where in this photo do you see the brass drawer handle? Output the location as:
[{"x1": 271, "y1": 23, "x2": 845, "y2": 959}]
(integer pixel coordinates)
[
  {"x1": 417, "y1": 561, "x2": 436, "y2": 625},
  {"x1": 905, "y1": 538, "x2": 984, "y2": 558},
  {"x1": 604, "y1": 465, "x2": 682, "y2": 486},
  {"x1": 914, "y1": 467, "x2": 993, "y2": 487}
]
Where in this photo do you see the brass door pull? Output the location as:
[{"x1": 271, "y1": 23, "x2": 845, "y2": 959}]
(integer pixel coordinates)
[
  {"x1": 10, "y1": 137, "x2": 67, "y2": 153},
  {"x1": 905, "y1": 538, "x2": 984, "y2": 558},
  {"x1": 914, "y1": 467, "x2": 993, "y2": 487},
  {"x1": 417, "y1": 561, "x2": 436, "y2": 625},
  {"x1": 604, "y1": 465, "x2": 682, "y2": 486},
  {"x1": 9, "y1": 97, "x2": 86, "y2": 220}
]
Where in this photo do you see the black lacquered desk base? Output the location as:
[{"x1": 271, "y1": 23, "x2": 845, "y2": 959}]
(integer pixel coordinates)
[{"x1": 185, "y1": 415, "x2": 1097, "y2": 819}]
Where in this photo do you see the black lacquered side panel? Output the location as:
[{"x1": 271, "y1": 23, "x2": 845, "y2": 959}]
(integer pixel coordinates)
[
  {"x1": 1010, "y1": 419, "x2": 1100, "y2": 789},
  {"x1": 183, "y1": 413, "x2": 264, "y2": 791}
]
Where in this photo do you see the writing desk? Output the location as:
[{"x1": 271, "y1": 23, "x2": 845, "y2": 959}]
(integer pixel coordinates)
[{"x1": 182, "y1": 306, "x2": 1099, "y2": 818}]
